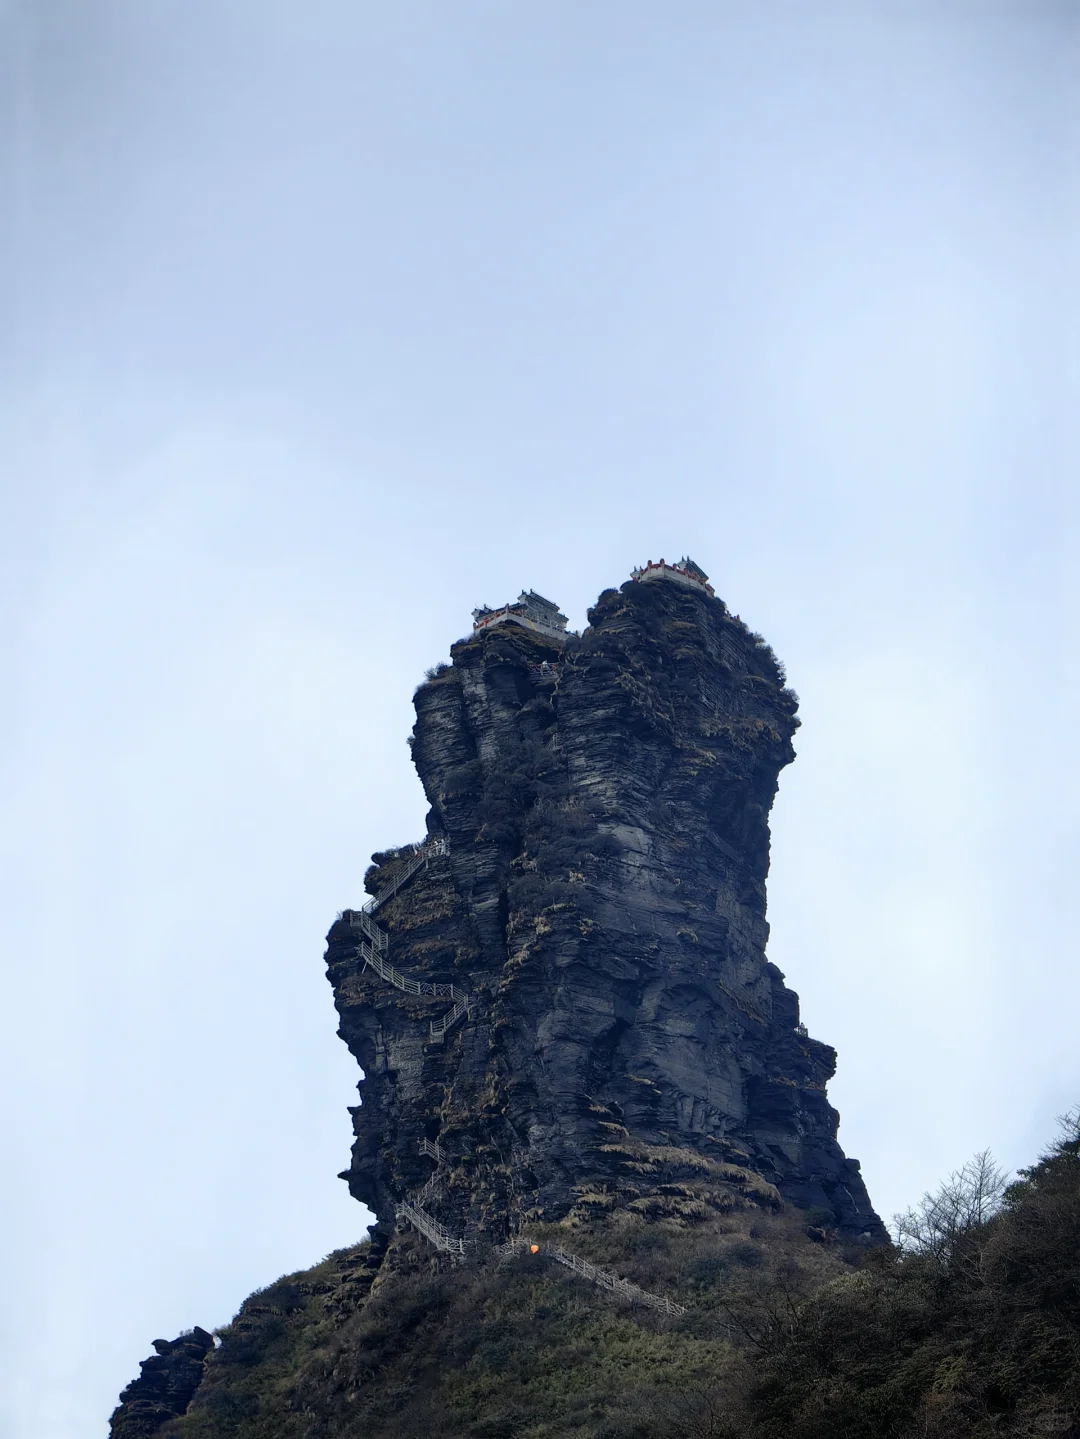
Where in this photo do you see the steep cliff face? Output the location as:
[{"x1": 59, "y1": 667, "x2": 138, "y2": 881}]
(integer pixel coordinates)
[
  {"x1": 326, "y1": 570, "x2": 882, "y2": 1245},
  {"x1": 110, "y1": 564, "x2": 888, "y2": 1439}
]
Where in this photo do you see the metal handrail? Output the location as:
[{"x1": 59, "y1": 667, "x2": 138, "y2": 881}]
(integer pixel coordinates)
[
  {"x1": 498, "y1": 1237, "x2": 685, "y2": 1316},
  {"x1": 429, "y1": 995, "x2": 471, "y2": 1041},
  {"x1": 354, "y1": 832, "x2": 684, "y2": 1319},
  {"x1": 363, "y1": 838, "x2": 449, "y2": 914},
  {"x1": 359, "y1": 941, "x2": 459, "y2": 1000},
  {"x1": 549, "y1": 1247, "x2": 686, "y2": 1316},
  {"x1": 396, "y1": 1201, "x2": 465, "y2": 1258},
  {"x1": 341, "y1": 834, "x2": 474, "y2": 1044},
  {"x1": 357, "y1": 909, "x2": 388, "y2": 952}
]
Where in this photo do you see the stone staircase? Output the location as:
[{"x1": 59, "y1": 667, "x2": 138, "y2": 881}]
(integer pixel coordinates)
[{"x1": 340, "y1": 838, "x2": 472, "y2": 1038}]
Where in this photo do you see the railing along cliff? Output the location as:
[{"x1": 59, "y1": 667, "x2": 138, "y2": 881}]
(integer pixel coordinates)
[
  {"x1": 340, "y1": 838, "x2": 472, "y2": 1040},
  {"x1": 429, "y1": 994, "x2": 472, "y2": 1042},
  {"x1": 394, "y1": 1199, "x2": 685, "y2": 1315},
  {"x1": 365, "y1": 838, "x2": 448, "y2": 911},
  {"x1": 400, "y1": 1142, "x2": 686, "y2": 1317},
  {"x1": 496, "y1": 1237, "x2": 686, "y2": 1317},
  {"x1": 355, "y1": 939, "x2": 459, "y2": 1000},
  {"x1": 396, "y1": 1201, "x2": 466, "y2": 1258},
  {"x1": 547, "y1": 1246, "x2": 686, "y2": 1317},
  {"x1": 419, "y1": 1137, "x2": 445, "y2": 1165}
]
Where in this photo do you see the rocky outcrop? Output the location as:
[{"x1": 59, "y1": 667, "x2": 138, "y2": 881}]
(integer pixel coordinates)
[
  {"x1": 109, "y1": 1327, "x2": 215, "y2": 1437},
  {"x1": 326, "y1": 568, "x2": 884, "y2": 1245},
  {"x1": 110, "y1": 563, "x2": 887, "y2": 1437}
]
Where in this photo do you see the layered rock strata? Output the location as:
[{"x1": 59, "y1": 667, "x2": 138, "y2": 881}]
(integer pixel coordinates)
[
  {"x1": 109, "y1": 565, "x2": 886, "y2": 1437},
  {"x1": 110, "y1": 1328, "x2": 215, "y2": 1438},
  {"x1": 325, "y1": 571, "x2": 883, "y2": 1245}
]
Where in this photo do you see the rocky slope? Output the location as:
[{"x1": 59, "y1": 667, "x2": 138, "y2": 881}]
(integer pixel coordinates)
[{"x1": 110, "y1": 562, "x2": 884, "y2": 1438}]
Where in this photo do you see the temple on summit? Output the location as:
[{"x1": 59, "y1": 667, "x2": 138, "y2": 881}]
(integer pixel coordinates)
[
  {"x1": 471, "y1": 589, "x2": 570, "y2": 641},
  {"x1": 630, "y1": 555, "x2": 714, "y2": 595}
]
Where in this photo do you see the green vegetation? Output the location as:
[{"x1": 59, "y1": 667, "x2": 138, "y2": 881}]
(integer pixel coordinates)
[
  {"x1": 156, "y1": 1113, "x2": 1079, "y2": 1438},
  {"x1": 160, "y1": 1206, "x2": 837, "y2": 1439},
  {"x1": 735, "y1": 1111, "x2": 1080, "y2": 1439}
]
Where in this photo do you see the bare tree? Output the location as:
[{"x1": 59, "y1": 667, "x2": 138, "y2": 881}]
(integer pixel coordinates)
[
  {"x1": 893, "y1": 1150, "x2": 1009, "y2": 1269},
  {"x1": 1055, "y1": 1105, "x2": 1080, "y2": 1147},
  {"x1": 654, "y1": 1387, "x2": 741, "y2": 1439}
]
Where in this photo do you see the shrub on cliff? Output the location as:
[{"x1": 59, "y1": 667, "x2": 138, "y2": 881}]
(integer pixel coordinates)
[
  {"x1": 731, "y1": 1111, "x2": 1080, "y2": 1439},
  {"x1": 120, "y1": 1116, "x2": 1079, "y2": 1438}
]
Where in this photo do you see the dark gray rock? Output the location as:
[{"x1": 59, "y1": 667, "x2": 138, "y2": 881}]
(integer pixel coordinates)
[
  {"x1": 109, "y1": 1327, "x2": 215, "y2": 1438},
  {"x1": 326, "y1": 573, "x2": 885, "y2": 1244}
]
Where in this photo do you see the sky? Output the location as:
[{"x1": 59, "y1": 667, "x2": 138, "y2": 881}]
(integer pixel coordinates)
[{"x1": 1, "y1": 2, "x2": 1078, "y2": 1434}]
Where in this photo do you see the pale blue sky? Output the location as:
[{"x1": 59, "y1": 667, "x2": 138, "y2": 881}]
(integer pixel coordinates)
[{"x1": 2, "y1": 3, "x2": 1078, "y2": 1435}]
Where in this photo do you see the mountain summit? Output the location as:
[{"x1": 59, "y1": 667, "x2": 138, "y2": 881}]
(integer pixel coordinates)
[
  {"x1": 331, "y1": 560, "x2": 881, "y2": 1248},
  {"x1": 111, "y1": 562, "x2": 883, "y2": 1439}
]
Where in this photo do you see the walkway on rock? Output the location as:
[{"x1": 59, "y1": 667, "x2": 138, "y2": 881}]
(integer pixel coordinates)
[
  {"x1": 498, "y1": 1237, "x2": 687, "y2": 1318},
  {"x1": 398, "y1": 1141, "x2": 686, "y2": 1318},
  {"x1": 340, "y1": 839, "x2": 472, "y2": 1040},
  {"x1": 396, "y1": 1204, "x2": 686, "y2": 1317},
  {"x1": 348, "y1": 855, "x2": 685, "y2": 1318},
  {"x1": 395, "y1": 1201, "x2": 467, "y2": 1258}
]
